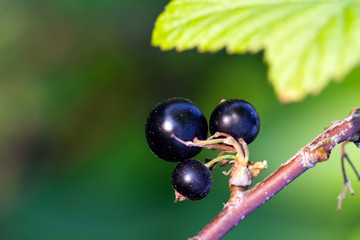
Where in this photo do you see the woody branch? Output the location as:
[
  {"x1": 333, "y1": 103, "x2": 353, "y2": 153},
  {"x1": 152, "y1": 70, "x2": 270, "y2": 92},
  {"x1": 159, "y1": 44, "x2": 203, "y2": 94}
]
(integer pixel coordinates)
[{"x1": 191, "y1": 109, "x2": 360, "y2": 240}]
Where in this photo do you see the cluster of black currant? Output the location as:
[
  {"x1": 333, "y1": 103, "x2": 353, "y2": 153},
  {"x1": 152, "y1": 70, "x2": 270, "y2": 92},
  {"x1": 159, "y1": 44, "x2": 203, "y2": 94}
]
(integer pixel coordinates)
[{"x1": 145, "y1": 98, "x2": 262, "y2": 201}]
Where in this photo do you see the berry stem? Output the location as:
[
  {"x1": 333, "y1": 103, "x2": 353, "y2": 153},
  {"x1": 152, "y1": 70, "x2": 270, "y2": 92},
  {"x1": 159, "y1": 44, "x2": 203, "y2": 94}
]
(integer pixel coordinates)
[
  {"x1": 170, "y1": 134, "x2": 235, "y2": 152},
  {"x1": 173, "y1": 131, "x2": 254, "y2": 187},
  {"x1": 205, "y1": 154, "x2": 235, "y2": 168},
  {"x1": 190, "y1": 108, "x2": 360, "y2": 240}
]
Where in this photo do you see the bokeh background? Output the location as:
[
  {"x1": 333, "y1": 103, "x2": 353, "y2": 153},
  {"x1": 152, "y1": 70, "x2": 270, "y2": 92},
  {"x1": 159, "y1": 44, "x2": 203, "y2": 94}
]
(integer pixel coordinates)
[{"x1": 1, "y1": 0, "x2": 360, "y2": 239}]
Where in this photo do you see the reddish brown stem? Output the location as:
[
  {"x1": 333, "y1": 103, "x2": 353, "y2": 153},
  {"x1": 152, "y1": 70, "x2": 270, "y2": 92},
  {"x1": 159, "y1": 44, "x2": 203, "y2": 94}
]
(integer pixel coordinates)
[{"x1": 190, "y1": 109, "x2": 360, "y2": 240}]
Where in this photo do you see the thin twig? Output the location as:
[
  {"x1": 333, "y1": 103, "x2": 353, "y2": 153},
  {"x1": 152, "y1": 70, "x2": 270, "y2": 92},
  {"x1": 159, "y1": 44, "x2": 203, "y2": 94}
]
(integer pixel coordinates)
[
  {"x1": 337, "y1": 142, "x2": 360, "y2": 211},
  {"x1": 337, "y1": 181, "x2": 354, "y2": 211},
  {"x1": 190, "y1": 108, "x2": 360, "y2": 240},
  {"x1": 340, "y1": 142, "x2": 350, "y2": 183}
]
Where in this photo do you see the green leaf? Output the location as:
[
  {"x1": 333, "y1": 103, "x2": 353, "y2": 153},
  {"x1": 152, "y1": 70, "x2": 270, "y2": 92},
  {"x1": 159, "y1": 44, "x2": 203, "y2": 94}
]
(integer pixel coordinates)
[{"x1": 152, "y1": 0, "x2": 360, "y2": 103}]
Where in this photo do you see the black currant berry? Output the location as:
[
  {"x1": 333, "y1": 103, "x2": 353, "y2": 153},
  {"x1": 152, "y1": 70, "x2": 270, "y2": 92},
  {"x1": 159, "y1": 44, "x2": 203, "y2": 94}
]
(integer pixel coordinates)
[
  {"x1": 171, "y1": 159, "x2": 212, "y2": 200},
  {"x1": 209, "y1": 99, "x2": 260, "y2": 144},
  {"x1": 145, "y1": 98, "x2": 208, "y2": 162}
]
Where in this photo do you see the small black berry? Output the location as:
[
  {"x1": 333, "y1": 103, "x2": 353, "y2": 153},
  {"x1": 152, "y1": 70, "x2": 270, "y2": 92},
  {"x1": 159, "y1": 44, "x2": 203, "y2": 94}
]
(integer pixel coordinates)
[
  {"x1": 171, "y1": 159, "x2": 212, "y2": 200},
  {"x1": 209, "y1": 99, "x2": 260, "y2": 144},
  {"x1": 145, "y1": 98, "x2": 208, "y2": 162}
]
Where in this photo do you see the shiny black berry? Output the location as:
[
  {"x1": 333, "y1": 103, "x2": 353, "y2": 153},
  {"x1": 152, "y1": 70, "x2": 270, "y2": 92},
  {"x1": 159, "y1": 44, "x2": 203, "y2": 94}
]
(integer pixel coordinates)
[
  {"x1": 145, "y1": 98, "x2": 208, "y2": 162},
  {"x1": 209, "y1": 99, "x2": 260, "y2": 144},
  {"x1": 171, "y1": 159, "x2": 212, "y2": 200}
]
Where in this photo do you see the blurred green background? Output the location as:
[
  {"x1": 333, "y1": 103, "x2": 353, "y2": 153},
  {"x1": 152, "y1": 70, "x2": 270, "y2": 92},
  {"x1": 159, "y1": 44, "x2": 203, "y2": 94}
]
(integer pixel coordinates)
[{"x1": 1, "y1": 0, "x2": 360, "y2": 239}]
